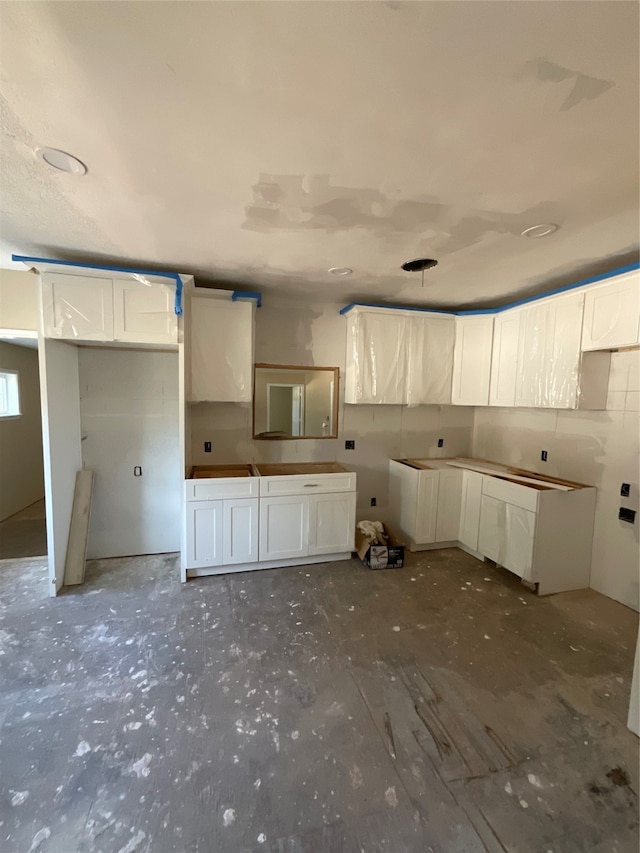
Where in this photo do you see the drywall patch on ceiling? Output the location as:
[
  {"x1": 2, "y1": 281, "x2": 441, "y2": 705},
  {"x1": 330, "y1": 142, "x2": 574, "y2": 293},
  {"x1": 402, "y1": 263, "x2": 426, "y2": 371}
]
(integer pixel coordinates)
[
  {"x1": 245, "y1": 174, "x2": 561, "y2": 256},
  {"x1": 243, "y1": 174, "x2": 445, "y2": 234},
  {"x1": 414, "y1": 201, "x2": 561, "y2": 256},
  {"x1": 524, "y1": 58, "x2": 615, "y2": 111}
]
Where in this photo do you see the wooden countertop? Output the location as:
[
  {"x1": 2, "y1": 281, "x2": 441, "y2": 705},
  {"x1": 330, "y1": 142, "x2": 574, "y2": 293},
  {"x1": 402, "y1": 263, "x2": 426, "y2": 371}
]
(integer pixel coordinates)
[{"x1": 189, "y1": 465, "x2": 254, "y2": 479}]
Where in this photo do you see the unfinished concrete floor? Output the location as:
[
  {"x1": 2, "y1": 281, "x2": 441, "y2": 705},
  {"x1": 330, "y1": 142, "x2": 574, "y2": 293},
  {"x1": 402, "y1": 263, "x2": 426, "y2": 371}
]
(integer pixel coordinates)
[
  {"x1": 0, "y1": 549, "x2": 638, "y2": 853},
  {"x1": 0, "y1": 499, "x2": 46, "y2": 560}
]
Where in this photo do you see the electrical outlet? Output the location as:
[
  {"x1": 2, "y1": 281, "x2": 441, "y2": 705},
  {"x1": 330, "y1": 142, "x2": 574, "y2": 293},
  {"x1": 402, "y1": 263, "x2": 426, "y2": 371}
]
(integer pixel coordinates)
[
  {"x1": 621, "y1": 483, "x2": 631, "y2": 497},
  {"x1": 134, "y1": 466, "x2": 142, "y2": 477},
  {"x1": 437, "y1": 438, "x2": 444, "y2": 448},
  {"x1": 619, "y1": 507, "x2": 636, "y2": 523},
  {"x1": 345, "y1": 440, "x2": 355, "y2": 450},
  {"x1": 370, "y1": 497, "x2": 377, "y2": 507},
  {"x1": 204, "y1": 441, "x2": 212, "y2": 453},
  {"x1": 541, "y1": 450, "x2": 548, "y2": 462}
]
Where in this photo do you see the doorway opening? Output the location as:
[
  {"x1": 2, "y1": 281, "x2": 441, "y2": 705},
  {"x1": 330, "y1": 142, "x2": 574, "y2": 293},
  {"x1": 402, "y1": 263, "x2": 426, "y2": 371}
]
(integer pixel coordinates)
[{"x1": 266, "y1": 383, "x2": 305, "y2": 436}]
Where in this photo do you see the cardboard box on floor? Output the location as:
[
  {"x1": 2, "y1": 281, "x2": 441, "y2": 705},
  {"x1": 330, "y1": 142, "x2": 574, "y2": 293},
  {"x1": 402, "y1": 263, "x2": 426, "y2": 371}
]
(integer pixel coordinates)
[{"x1": 355, "y1": 523, "x2": 405, "y2": 569}]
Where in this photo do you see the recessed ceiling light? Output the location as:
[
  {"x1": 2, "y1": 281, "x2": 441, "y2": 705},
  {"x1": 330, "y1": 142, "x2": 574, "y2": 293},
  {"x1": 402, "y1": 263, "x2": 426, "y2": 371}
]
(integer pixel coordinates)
[
  {"x1": 520, "y1": 223, "x2": 558, "y2": 239},
  {"x1": 35, "y1": 147, "x2": 87, "y2": 175},
  {"x1": 401, "y1": 258, "x2": 438, "y2": 272},
  {"x1": 328, "y1": 267, "x2": 353, "y2": 276}
]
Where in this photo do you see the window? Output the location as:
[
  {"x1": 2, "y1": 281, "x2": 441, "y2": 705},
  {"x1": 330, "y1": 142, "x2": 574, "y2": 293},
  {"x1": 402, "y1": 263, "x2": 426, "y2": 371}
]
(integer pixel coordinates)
[{"x1": 0, "y1": 369, "x2": 21, "y2": 418}]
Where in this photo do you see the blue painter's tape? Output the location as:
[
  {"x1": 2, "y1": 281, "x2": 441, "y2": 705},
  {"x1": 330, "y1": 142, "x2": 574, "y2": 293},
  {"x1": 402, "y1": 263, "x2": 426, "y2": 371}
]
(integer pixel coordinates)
[
  {"x1": 339, "y1": 301, "x2": 455, "y2": 316},
  {"x1": 12, "y1": 254, "x2": 185, "y2": 315},
  {"x1": 340, "y1": 262, "x2": 640, "y2": 316},
  {"x1": 232, "y1": 291, "x2": 262, "y2": 308}
]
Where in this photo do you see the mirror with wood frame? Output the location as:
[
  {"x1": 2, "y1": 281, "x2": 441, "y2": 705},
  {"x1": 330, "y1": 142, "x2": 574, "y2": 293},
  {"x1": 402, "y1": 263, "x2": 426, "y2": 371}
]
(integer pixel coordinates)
[{"x1": 253, "y1": 364, "x2": 339, "y2": 439}]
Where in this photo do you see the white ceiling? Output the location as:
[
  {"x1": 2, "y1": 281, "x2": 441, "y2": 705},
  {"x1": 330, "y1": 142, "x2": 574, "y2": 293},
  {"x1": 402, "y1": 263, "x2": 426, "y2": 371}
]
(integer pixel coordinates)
[{"x1": 1, "y1": 1, "x2": 638, "y2": 308}]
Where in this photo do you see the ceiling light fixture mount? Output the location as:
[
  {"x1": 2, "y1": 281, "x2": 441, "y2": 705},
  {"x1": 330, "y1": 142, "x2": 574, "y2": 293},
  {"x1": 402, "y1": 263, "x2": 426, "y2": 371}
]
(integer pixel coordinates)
[
  {"x1": 328, "y1": 267, "x2": 353, "y2": 276},
  {"x1": 35, "y1": 147, "x2": 87, "y2": 175},
  {"x1": 401, "y1": 257, "x2": 438, "y2": 288},
  {"x1": 520, "y1": 223, "x2": 558, "y2": 239}
]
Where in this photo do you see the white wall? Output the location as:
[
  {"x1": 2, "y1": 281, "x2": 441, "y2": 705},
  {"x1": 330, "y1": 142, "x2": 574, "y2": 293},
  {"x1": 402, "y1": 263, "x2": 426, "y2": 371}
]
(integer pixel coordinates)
[
  {"x1": 473, "y1": 349, "x2": 640, "y2": 612},
  {"x1": 39, "y1": 337, "x2": 82, "y2": 594},
  {"x1": 0, "y1": 341, "x2": 44, "y2": 520},
  {"x1": 0, "y1": 269, "x2": 38, "y2": 331},
  {"x1": 189, "y1": 298, "x2": 475, "y2": 520},
  {"x1": 79, "y1": 348, "x2": 180, "y2": 558}
]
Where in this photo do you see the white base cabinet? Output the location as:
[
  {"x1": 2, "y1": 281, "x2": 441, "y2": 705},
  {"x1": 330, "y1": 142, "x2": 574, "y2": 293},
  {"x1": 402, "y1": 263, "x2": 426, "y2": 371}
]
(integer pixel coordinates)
[
  {"x1": 183, "y1": 469, "x2": 356, "y2": 577},
  {"x1": 259, "y1": 496, "x2": 308, "y2": 560},
  {"x1": 476, "y1": 472, "x2": 595, "y2": 594},
  {"x1": 458, "y1": 469, "x2": 483, "y2": 551},
  {"x1": 185, "y1": 498, "x2": 259, "y2": 569},
  {"x1": 390, "y1": 457, "x2": 596, "y2": 595},
  {"x1": 388, "y1": 459, "x2": 461, "y2": 550}
]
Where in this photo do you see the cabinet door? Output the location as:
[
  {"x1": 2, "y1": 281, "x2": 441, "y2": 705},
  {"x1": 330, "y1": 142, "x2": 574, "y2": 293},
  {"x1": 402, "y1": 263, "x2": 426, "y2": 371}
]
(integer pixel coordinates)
[
  {"x1": 185, "y1": 500, "x2": 223, "y2": 568},
  {"x1": 223, "y1": 499, "x2": 258, "y2": 565},
  {"x1": 406, "y1": 316, "x2": 455, "y2": 405},
  {"x1": 415, "y1": 470, "x2": 439, "y2": 544},
  {"x1": 41, "y1": 273, "x2": 113, "y2": 341},
  {"x1": 489, "y1": 310, "x2": 523, "y2": 406},
  {"x1": 543, "y1": 291, "x2": 583, "y2": 408},
  {"x1": 352, "y1": 311, "x2": 408, "y2": 404},
  {"x1": 458, "y1": 470, "x2": 483, "y2": 551},
  {"x1": 516, "y1": 301, "x2": 549, "y2": 408},
  {"x1": 259, "y1": 495, "x2": 308, "y2": 560},
  {"x1": 190, "y1": 298, "x2": 254, "y2": 402},
  {"x1": 435, "y1": 469, "x2": 462, "y2": 541},
  {"x1": 504, "y1": 504, "x2": 536, "y2": 580},
  {"x1": 113, "y1": 279, "x2": 177, "y2": 344},
  {"x1": 452, "y1": 316, "x2": 494, "y2": 406},
  {"x1": 308, "y1": 492, "x2": 356, "y2": 555},
  {"x1": 582, "y1": 272, "x2": 640, "y2": 350},
  {"x1": 478, "y1": 495, "x2": 505, "y2": 563}
]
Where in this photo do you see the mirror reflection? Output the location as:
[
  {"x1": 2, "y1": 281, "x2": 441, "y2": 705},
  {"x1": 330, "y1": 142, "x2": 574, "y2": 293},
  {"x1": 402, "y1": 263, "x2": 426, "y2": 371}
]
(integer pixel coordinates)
[{"x1": 253, "y1": 364, "x2": 339, "y2": 439}]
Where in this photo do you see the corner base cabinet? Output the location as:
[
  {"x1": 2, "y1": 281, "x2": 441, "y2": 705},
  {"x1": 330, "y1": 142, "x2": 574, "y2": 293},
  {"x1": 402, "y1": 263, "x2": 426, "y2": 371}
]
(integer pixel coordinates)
[
  {"x1": 182, "y1": 465, "x2": 356, "y2": 579},
  {"x1": 389, "y1": 457, "x2": 596, "y2": 595}
]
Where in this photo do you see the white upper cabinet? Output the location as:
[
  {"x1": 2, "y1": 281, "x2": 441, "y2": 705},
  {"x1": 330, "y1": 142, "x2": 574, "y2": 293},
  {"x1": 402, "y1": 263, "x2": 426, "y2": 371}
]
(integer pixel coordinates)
[
  {"x1": 406, "y1": 314, "x2": 455, "y2": 405},
  {"x1": 452, "y1": 315, "x2": 494, "y2": 406},
  {"x1": 345, "y1": 309, "x2": 408, "y2": 404},
  {"x1": 516, "y1": 293, "x2": 584, "y2": 408},
  {"x1": 540, "y1": 291, "x2": 585, "y2": 408},
  {"x1": 42, "y1": 273, "x2": 114, "y2": 341},
  {"x1": 488, "y1": 291, "x2": 607, "y2": 410},
  {"x1": 489, "y1": 309, "x2": 523, "y2": 406},
  {"x1": 113, "y1": 279, "x2": 177, "y2": 344},
  {"x1": 581, "y1": 270, "x2": 640, "y2": 350},
  {"x1": 189, "y1": 293, "x2": 254, "y2": 403},
  {"x1": 344, "y1": 306, "x2": 455, "y2": 405},
  {"x1": 41, "y1": 271, "x2": 179, "y2": 345}
]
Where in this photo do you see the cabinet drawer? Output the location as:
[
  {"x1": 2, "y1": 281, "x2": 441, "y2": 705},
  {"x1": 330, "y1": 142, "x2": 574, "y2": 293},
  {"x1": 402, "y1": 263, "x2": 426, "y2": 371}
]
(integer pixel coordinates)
[
  {"x1": 481, "y1": 475, "x2": 538, "y2": 513},
  {"x1": 259, "y1": 472, "x2": 356, "y2": 497},
  {"x1": 185, "y1": 478, "x2": 259, "y2": 501}
]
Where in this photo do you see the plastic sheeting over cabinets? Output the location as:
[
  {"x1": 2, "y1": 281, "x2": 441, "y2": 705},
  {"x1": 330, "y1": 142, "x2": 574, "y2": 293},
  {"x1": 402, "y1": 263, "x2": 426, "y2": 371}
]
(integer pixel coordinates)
[
  {"x1": 41, "y1": 273, "x2": 178, "y2": 345},
  {"x1": 516, "y1": 291, "x2": 584, "y2": 409},
  {"x1": 344, "y1": 307, "x2": 454, "y2": 405},
  {"x1": 478, "y1": 495, "x2": 536, "y2": 581},
  {"x1": 188, "y1": 296, "x2": 253, "y2": 403}
]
